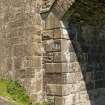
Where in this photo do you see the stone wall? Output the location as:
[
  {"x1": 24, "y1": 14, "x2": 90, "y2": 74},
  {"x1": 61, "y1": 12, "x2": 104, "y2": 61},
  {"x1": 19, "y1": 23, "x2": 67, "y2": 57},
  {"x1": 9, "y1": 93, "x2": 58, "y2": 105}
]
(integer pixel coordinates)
[
  {"x1": 41, "y1": 0, "x2": 105, "y2": 105},
  {"x1": 42, "y1": 12, "x2": 71, "y2": 105},
  {"x1": 0, "y1": 0, "x2": 44, "y2": 102},
  {"x1": 41, "y1": 12, "x2": 90, "y2": 105},
  {"x1": 0, "y1": 0, "x2": 105, "y2": 104}
]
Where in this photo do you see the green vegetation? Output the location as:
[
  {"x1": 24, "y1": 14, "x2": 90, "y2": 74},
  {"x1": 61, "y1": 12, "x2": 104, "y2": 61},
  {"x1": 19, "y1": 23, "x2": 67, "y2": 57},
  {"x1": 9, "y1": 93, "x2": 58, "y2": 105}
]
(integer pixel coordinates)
[
  {"x1": 0, "y1": 79, "x2": 31, "y2": 105},
  {"x1": 7, "y1": 80, "x2": 31, "y2": 105},
  {"x1": 0, "y1": 79, "x2": 49, "y2": 105}
]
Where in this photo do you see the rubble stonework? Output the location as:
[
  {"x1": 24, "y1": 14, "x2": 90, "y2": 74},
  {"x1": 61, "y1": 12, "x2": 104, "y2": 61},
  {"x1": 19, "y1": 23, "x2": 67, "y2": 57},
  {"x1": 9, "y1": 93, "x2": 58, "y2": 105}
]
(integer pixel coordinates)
[
  {"x1": 0, "y1": 0, "x2": 105, "y2": 105},
  {"x1": 0, "y1": 0, "x2": 44, "y2": 103}
]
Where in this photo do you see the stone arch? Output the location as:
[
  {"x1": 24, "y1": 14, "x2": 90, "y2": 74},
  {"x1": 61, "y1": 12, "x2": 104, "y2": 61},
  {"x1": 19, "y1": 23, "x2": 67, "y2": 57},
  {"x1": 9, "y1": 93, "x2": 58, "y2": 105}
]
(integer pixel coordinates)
[{"x1": 41, "y1": 0, "x2": 105, "y2": 105}]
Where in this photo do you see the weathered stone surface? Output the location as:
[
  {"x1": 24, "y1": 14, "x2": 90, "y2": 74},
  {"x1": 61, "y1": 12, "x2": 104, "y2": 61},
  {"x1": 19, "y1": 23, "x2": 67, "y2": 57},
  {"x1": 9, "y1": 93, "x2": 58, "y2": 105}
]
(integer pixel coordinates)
[
  {"x1": 46, "y1": 96, "x2": 55, "y2": 105},
  {"x1": 43, "y1": 52, "x2": 53, "y2": 63},
  {"x1": 43, "y1": 1, "x2": 105, "y2": 105},
  {"x1": 0, "y1": 0, "x2": 43, "y2": 103},
  {"x1": 55, "y1": 95, "x2": 75, "y2": 105},
  {"x1": 52, "y1": 0, "x2": 75, "y2": 19},
  {"x1": 62, "y1": 84, "x2": 74, "y2": 95},
  {"x1": 46, "y1": 73, "x2": 76, "y2": 84},
  {"x1": 53, "y1": 52, "x2": 68, "y2": 63},
  {"x1": 45, "y1": 12, "x2": 62, "y2": 29},
  {"x1": 42, "y1": 30, "x2": 53, "y2": 40},
  {"x1": 45, "y1": 63, "x2": 74, "y2": 73},
  {"x1": 16, "y1": 68, "x2": 35, "y2": 78},
  {"x1": 53, "y1": 28, "x2": 62, "y2": 39},
  {"x1": 47, "y1": 84, "x2": 62, "y2": 95},
  {"x1": 45, "y1": 63, "x2": 62, "y2": 73},
  {"x1": 23, "y1": 56, "x2": 42, "y2": 68},
  {"x1": 1, "y1": 0, "x2": 105, "y2": 105},
  {"x1": 0, "y1": 97, "x2": 11, "y2": 105},
  {"x1": 40, "y1": 0, "x2": 55, "y2": 13},
  {"x1": 54, "y1": 96, "x2": 63, "y2": 105},
  {"x1": 44, "y1": 39, "x2": 61, "y2": 52}
]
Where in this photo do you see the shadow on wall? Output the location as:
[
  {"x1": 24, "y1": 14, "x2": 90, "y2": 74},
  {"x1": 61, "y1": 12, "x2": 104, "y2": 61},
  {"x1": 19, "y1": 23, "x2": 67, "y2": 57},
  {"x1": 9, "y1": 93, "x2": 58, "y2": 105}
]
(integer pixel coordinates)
[{"x1": 63, "y1": 1, "x2": 105, "y2": 104}]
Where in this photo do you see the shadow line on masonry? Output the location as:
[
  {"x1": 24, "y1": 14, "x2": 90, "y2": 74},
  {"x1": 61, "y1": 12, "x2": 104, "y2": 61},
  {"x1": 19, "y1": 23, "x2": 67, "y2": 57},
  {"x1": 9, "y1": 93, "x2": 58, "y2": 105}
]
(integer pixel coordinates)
[{"x1": 63, "y1": 1, "x2": 105, "y2": 104}]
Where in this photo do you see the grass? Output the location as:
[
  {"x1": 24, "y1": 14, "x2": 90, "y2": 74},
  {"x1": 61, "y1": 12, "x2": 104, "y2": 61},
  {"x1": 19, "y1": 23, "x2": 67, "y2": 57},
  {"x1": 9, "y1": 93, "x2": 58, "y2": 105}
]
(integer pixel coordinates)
[
  {"x1": 0, "y1": 79, "x2": 50, "y2": 105},
  {"x1": 0, "y1": 79, "x2": 31, "y2": 105}
]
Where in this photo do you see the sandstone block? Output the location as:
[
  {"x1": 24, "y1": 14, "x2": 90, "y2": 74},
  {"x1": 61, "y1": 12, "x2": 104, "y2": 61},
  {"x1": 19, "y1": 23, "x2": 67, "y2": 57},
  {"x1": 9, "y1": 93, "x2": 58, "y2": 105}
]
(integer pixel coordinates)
[
  {"x1": 46, "y1": 73, "x2": 76, "y2": 84},
  {"x1": 62, "y1": 84, "x2": 74, "y2": 95},
  {"x1": 53, "y1": 28, "x2": 62, "y2": 39},
  {"x1": 45, "y1": 63, "x2": 62, "y2": 73},
  {"x1": 42, "y1": 30, "x2": 53, "y2": 40},
  {"x1": 16, "y1": 68, "x2": 35, "y2": 78},
  {"x1": 47, "y1": 84, "x2": 62, "y2": 95},
  {"x1": 55, "y1": 94, "x2": 75, "y2": 105},
  {"x1": 70, "y1": 52, "x2": 77, "y2": 62},
  {"x1": 74, "y1": 81, "x2": 86, "y2": 92},
  {"x1": 36, "y1": 79, "x2": 42, "y2": 92},
  {"x1": 23, "y1": 56, "x2": 42, "y2": 68},
  {"x1": 47, "y1": 96, "x2": 55, "y2": 105},
  {"x1": 61, "y1": 28, "x2": 70, "y2": 39},
  {"x1": 13, "y1": 44, "x2": 27, "y2": 57},
  {"x1": 75, "y1": 72, "x2": 84, "y2": 81},
  {"x1": 55, "y1": 96, "x2": 63, "y2": 105},
  {"x1": 43, "y1": 52, "x2": 53, "y2": 63},
  {"x1": 45, "y1": 73, "x2": 63, "y2": 84},
  {"x1": 45, "y1": 63, "x2": 74, "y2": 73},
  {"x1": 66, "y1": 73, "x2": 76, "y2": 83},
  {"x1": 61, "y1": 39, "x2": 74, "y2": 52},
  {"x1": 45, "y1": 12, "x2": 61, "y2": 29},
  {"x1": 79, "y1": 91, "x2": 90, "y2": 103},
  {"x1": 53, "y1": 52, "x2": 68, "y2": 63},
  {"x1": 45, "y1": 39, "x2": 61, "y2": 52},
  {"x1": 14, "y1": 57, "x2": 23, "y2": 70}
]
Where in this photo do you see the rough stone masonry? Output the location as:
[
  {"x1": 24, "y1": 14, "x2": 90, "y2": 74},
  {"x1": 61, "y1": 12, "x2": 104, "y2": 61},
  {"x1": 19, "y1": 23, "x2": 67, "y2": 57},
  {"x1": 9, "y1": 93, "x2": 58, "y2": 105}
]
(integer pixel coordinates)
[
  {"x1": 0, "y1": 0, "x2": 43, "y2": 102},
  {"x1": 1, "y1": 0, "x2": 105, "y2": 105}
]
